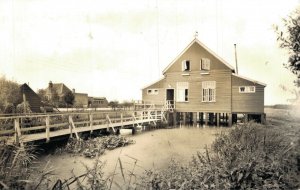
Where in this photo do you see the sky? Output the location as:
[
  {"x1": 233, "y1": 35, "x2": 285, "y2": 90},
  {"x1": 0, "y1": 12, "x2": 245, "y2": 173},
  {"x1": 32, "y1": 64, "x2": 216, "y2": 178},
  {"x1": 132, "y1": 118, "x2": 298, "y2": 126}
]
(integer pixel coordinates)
[{"x1": 0, "y1": 0, "x2": 299, "y2": 105}]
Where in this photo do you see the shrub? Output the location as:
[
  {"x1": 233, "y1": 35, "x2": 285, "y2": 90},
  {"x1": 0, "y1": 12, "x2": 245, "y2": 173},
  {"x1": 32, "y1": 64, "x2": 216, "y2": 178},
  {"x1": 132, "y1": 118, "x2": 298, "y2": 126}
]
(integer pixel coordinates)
[
  {"x1": 0, "y1": 143, "x2": 37, "y2": 189},
  {"x1": 137, "y1": 122, "x2": 300, "y2": 189}
]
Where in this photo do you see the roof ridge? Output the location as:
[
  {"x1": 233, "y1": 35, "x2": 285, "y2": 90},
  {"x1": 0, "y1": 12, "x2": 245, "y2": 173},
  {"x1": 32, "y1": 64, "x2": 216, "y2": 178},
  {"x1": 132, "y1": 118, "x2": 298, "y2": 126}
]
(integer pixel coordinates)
[{"x1": 162, "y1": 38, "x2": 235, "y2": 74}]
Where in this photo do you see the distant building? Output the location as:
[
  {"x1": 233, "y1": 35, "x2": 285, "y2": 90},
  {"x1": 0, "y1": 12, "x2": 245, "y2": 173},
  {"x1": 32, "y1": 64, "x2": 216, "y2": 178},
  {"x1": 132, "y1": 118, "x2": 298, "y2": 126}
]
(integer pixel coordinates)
[
  {"x1": 88, "y1": 97, "x2": 108, "y2": 108},
  {"x1": 44, "y1": 81, "x2": 105, "y2": 108},
  {"x1": 72, "y1": 89, "x2": 88, "y2": 107},
  {"x1": 18, "y1": 83, "x2": 42, "y2": 113},
  {"x1": 45, "y1": 81, "x2": 71, "y2": 102}
]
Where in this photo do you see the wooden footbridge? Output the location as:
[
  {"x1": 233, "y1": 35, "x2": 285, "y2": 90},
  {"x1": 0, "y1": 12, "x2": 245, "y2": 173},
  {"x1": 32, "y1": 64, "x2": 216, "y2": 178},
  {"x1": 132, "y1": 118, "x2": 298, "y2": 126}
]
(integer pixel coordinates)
[{"x1": 0, "y1": 103, "x2": 172, "y2": 145}]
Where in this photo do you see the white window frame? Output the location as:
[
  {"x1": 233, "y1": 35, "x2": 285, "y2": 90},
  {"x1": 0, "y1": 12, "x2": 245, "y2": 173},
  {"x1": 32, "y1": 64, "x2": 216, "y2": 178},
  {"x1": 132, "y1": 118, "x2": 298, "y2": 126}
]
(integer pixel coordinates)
[
  {"x1": 200, "y1": 58, "x2": 210, "y2": 70},
  {"x1": 239, "y1": 86, "x2": 256, "y2": 93},
  {"x1": 176, "y1": 82, "x2": 189, "y2": 102},
  {"x1": 182, "y1": 60, "x2": 190, "y2": 71},
  {"x1": 147, "y1": 89, "x2": 159, "y2": 95},
  {"x1": 202, "y1": 81, "x2": 216, "y2": 102}
]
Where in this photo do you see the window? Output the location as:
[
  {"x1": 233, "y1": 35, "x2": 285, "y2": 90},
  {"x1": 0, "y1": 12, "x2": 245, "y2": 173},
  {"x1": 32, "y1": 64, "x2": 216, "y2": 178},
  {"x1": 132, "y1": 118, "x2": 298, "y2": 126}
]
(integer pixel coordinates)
[
  {"x1": 147, "y1": 89, "x2": 159, "y2": 95},
  {"x1": 182, "y1": 60, "x2": 190, "y2": 71},
  {"x1": 201, "y1": 58, "x2": 210, "y2": 70},
  {"x1": 239, "y1": 86, "x2": 255, "y2": 93},
  {"x1": 202, "y1": 81, "x2": 216, "y2": 102},
  {"x1": 177, "y1": 82, "x2": 189, "y2": 102}
]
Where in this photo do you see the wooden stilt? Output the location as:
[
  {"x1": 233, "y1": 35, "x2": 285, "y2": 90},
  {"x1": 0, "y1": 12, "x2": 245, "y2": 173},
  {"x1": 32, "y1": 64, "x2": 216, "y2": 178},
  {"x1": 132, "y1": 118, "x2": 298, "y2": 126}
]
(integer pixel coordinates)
[
  {"x1": 200, "y1": 112, "x2": 203, "y2": 125},
  {"x1": 222, "y1": 113, "x2": 225, "y2": 125},
  {"x1": 261, "y1": 113, "x2": 266, "y2": 124},
  {"x1": 205, "y1": 112, "x2": 208, "y2": 126},
  {"x1": 173, "y1": 111, "x2": 177, "y2": 127},
  {"x1": 228, "y1": 113, "x2": 232, "y2": 127},
  {"x1": 244, "y1": 114, "x2": 248, "y2": 123},
  {"x1": 183, "y1": 112, "x2": 186, "y2": 126},
  {"x1": 196, "y1": 112, "x2": 199, "y2": 127},
  {"x1": 193, "y1": 112, "x2": 197, "y2": 127},
  {"x1": 217, "y1": 113, "x2": 220, "y2": 127}
]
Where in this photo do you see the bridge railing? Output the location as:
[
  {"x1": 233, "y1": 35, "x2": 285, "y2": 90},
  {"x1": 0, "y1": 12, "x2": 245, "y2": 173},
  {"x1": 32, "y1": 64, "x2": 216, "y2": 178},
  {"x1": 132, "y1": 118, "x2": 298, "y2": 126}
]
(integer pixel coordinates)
[{"x1": 0, "y1": 109, "x2": 168, "y2": 144}]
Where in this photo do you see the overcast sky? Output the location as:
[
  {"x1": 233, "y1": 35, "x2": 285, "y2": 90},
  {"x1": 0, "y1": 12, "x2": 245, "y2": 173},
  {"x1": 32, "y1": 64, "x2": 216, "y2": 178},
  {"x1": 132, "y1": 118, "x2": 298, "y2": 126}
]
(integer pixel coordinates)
[{"x1": 0, "y1": 0, "x2": 299, "y2": 105}]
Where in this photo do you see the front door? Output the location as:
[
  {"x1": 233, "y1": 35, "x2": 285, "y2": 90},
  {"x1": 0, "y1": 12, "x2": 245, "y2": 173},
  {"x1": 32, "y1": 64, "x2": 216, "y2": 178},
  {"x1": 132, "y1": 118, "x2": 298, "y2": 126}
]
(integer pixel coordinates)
[{"x1": 166, "y1": 89, "x2": 174, "y2": 101}]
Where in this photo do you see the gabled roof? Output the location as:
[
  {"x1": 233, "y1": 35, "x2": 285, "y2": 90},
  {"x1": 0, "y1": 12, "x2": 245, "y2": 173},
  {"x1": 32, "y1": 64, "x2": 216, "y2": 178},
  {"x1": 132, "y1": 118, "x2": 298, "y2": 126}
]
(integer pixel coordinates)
[
  {"x1": 46, "y1": 83, "x2": 71, "y2": 95},
  {"x1": 141, "y1": 77, "x2": 165, "y2": 90},
  {"x1": 162, "y1": 38, "x2": 235, "y2": 74},
  {"x1": 232, "y1": 73, "x2": 266, "y2": 87},
  {"x1": 19, "y1": 83, "x2": 42, "y2": 112}
]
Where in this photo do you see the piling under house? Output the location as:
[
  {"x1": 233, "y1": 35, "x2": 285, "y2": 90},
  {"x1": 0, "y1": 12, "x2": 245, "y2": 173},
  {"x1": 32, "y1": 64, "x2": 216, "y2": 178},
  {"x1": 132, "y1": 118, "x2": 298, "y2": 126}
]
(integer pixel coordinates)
[{"x1": 142, "y1": 38, "x2": 266, "y2": 126}]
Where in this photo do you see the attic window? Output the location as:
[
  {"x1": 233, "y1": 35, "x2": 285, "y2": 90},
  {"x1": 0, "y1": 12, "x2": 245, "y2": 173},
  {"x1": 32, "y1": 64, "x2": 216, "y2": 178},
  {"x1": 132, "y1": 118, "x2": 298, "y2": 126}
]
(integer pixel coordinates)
[
  {"x1": 239, "y1": 86, "x2": 255, "y2": 93},
  {"x1": 147, "y1": 89, "x2": 159, "y2": 95},
  {"x1": 201, "y1": 58, "x2": 210, "y2": 70},
  {"x1": 182, "y1": 60, "x2": 190, "y2": 71}
]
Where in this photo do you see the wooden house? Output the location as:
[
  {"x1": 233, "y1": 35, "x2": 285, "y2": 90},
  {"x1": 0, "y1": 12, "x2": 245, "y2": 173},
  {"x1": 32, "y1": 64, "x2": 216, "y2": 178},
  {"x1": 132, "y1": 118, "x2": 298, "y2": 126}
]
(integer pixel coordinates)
[
  {"x1": 142, "y1": 38, "x2": 266, "y2": 126},
  {"x1": 45, "y1": 81, "x2": 72, "y2": 102},
  {"x1": 88, "y1": 97, "x2": 108, "y2": 108},
  {"x1": 18, "y1": 83, "x2": 42, "y2": 113},
  {"x1": 72, "y1": 89, "x2": 89, "y2": 107}
]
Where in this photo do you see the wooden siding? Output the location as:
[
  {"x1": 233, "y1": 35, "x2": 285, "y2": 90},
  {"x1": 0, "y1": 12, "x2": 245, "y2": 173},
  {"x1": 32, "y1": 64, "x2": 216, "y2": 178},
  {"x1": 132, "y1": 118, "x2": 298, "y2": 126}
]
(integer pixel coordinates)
[
  {"x1": 232, "y1": 75, "x2": 265, "y2": 113},
  {"x1": 142, "y1": 78, "x2": 166, "y2": 104},
  {"x1": 165, "y1": 42, "x2": 232, "y2": 73},
  {"x1": 165, "y1": 70, "x2": 232, "y2": 112}
]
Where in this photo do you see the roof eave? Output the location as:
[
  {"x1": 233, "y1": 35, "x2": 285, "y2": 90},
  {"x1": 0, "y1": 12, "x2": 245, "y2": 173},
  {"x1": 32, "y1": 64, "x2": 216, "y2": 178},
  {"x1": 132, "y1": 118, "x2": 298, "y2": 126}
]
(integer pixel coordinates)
[{"x1": 232, "y1": 73, "x2": 267, "y2": 87}]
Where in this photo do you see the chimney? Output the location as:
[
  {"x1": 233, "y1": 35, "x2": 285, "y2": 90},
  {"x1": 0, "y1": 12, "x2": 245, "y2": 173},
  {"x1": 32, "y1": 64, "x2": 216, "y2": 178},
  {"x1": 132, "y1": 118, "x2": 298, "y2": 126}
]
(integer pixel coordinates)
[
  {"x1": 234, "y1": 44, "x2": 238, "y2": 74},
  {"x1": 72, "y1": 88, "x2": 75, "y2": 93},
  {"x1": 49, "y1": 81, "x2": 53, "y2": 88}
]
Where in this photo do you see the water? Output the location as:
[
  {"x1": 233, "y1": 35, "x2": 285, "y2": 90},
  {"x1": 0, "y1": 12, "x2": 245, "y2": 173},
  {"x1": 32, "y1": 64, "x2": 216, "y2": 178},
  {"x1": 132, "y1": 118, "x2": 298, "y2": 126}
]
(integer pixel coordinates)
[{"x1": 34, "y1": 126, "x2": 227, "y2": 187}]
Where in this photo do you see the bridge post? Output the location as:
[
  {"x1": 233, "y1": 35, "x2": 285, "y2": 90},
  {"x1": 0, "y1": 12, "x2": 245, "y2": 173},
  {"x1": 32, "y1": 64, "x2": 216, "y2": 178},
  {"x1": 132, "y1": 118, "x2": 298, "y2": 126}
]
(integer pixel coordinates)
[
  {"x1": 121, "y1": 113, "x2": 123, "y2": 128},
  {"x1": 46, "y1": 116, "x2": 50, "y2": 142},
  {"x1": 68, "y1": 115, "x2": 72, "y2": 138},
  {"x1": 90, "y1": 113, "x2": 93, "y2": 134},
  {"x1": 14, "y1": 118, "x2": 22, "y2": 146}
]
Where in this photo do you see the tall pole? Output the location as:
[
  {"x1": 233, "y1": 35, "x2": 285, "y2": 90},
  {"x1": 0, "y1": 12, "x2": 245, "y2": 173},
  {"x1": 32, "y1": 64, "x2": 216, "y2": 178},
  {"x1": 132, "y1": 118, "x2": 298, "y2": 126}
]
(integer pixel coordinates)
[{"x1": 234, "y1": 44, "x2": 238, "y2": 74}]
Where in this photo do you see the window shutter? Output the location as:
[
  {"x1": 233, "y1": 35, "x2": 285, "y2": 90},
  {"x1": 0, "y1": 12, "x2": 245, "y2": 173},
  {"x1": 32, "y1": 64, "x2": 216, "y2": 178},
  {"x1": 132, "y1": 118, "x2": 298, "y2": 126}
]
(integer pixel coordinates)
[
  {"x1": 177, "y1": 82, "x2": 189, "y2": 102},
  {"x1": 201, "y1": 58, "x2": 211, "y2": 70}
]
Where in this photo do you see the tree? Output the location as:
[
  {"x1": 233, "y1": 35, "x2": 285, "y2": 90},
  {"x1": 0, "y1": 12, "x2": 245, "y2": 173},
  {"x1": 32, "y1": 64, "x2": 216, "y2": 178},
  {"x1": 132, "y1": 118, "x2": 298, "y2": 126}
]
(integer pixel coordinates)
[
  {"x1": 37, "y1": 89, "x2": 48, "y2": 103},
  {"x1": 121, "y1": 101, "x2": 134, "y2": 110},
  {"x1": 63, "y1": 91, "x2": 75, "y2": 107},
  {"x1": 275, "y1": 8, "x2": 300, "y2": 87},
  {"x1": 108, "y1": 101, "x2": 119, "y2": 110},
  {"x1": 0, "y1": 76, "x2": 21, "y2": 113}
]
